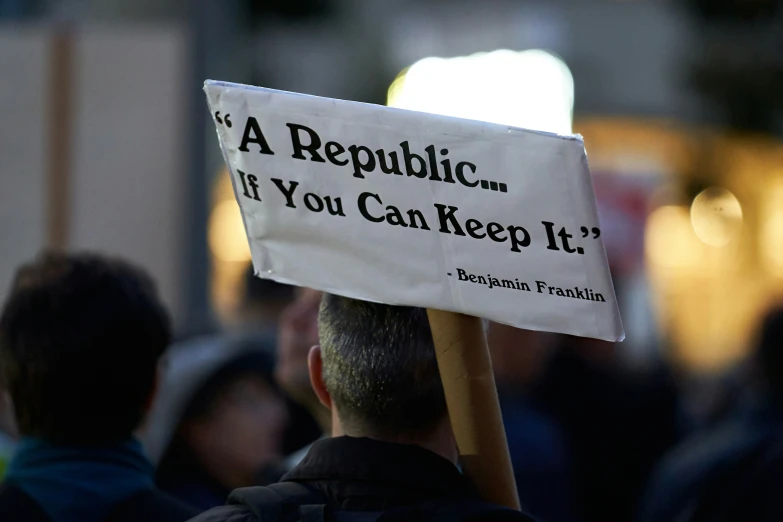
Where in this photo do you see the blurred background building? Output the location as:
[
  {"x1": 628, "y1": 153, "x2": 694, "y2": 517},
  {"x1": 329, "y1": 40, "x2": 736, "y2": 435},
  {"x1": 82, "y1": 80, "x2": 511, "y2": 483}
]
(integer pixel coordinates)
[{"x1": 2, "y1": 0, "x2": 783, "y2": 379}]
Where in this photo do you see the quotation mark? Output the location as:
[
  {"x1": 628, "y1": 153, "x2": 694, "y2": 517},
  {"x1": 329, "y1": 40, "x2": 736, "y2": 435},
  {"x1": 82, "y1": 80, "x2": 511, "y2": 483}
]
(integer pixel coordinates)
[
  {"x1": 580, "y1": 226, "x2": 601, "y2": 239},
  {"x1": 215, "y1": 111, "x2": 232, "y2": 128}
]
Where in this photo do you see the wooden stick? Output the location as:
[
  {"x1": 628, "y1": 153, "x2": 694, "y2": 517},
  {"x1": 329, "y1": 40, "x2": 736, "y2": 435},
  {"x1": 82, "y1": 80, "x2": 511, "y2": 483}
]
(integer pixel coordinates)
[
  {"x1": 427, "y1": 309, "x2": 520, "y2": 510},
  {"x1": 47, "y1": 27, "x2": 74, "y2": 251}
]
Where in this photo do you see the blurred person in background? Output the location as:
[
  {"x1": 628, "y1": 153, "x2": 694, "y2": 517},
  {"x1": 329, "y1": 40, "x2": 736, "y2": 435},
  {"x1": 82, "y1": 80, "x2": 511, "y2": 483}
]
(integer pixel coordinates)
[
  {"x1": 274, "y1": 287, "x2": 331, "y2": 466},
  {"x1": 227, "y1": 268, "x2": 320, "y2": 457},
  {"x1": 143, "y1": 336, "x2": 289, "y2": 512},
  {"x1": 0, "y1": 371, "x2": 17, "y2": 479},
  {"x1": 638, "y1": 305, "x2": 783, "y2": 522},
  {"x1": 230, "y1": 266, "x2": 295, "y2": 350},
  {"x1": 0, "y1": 252, "x2": 197, "y2": 522},
  {"x1": 530, "y1": 334, "x2": 680, "y2": 522},
  {"x1": 487, "y1": 323, "x2": 578, "y2": 522}
]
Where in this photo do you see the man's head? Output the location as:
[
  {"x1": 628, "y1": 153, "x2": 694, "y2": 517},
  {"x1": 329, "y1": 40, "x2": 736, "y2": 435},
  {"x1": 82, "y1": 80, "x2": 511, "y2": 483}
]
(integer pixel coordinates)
[
  {"x1": 309, "y1": 294, "x2": 449, "y2": 444},
  {"x1": 0, "y1": 252, "x2": 170, "y2": 444}
]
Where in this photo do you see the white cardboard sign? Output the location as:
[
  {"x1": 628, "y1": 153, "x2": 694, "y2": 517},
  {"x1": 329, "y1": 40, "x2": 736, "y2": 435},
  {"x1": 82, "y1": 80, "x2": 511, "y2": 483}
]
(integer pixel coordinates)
[{"x1": 204, "y1": 81, "x2": 625, "y2": 341}]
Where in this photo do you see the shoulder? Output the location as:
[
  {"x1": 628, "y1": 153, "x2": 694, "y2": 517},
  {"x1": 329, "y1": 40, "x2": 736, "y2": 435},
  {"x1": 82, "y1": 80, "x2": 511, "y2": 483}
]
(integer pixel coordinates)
[
  {"x1": 0, "y1": 482, "x2": 51, "y2": 521},
  {"x1": 392, "y1": 498, "x2": 537, "y2": 522},
  {"x1": 188, "y1": 504, "x2": 257, "y2": 522},
  {"x1": 460, "y1": 508, "x2": 537, "y2": 522},
  {"x1": 159, "y1": 480, "x2": 228, "y2": 512},
  {"x1": 108, "y1": 488, "x2": 200, "y2": 522},
  {"x1": 638, "y1": 421, "x2": 774, "y2": 522},
  {"x1": 459, "y1": 503, "x2": 537, "y2": 522},
  {"x1": 650, "y1": 420, "x2": 764, "y2": 492}
]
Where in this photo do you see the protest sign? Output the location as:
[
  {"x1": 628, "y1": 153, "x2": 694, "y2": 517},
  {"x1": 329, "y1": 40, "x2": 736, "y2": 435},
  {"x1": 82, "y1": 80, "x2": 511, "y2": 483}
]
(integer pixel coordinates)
[{"x1": 203, "y1": 80, "x2": 624, "y2": 342}]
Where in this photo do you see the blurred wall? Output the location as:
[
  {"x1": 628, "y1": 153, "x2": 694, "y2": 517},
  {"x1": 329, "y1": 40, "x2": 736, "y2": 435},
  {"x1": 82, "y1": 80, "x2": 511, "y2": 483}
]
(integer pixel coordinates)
[
  {"x1": 0, "y1": 24, "x2": 187, "y2": 325},
  {"x1": 0, "y1": 26, "x2": 48, "y2": 306},
  {"x1": 256, "y1": 1, "x2": 698, "y2": 121}
]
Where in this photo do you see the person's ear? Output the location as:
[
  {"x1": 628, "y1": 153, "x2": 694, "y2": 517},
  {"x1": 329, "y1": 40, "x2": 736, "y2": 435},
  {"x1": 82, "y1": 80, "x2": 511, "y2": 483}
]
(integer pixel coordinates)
[{"x1": 308, "y1": 345, "x2": 332, "y2": 410}]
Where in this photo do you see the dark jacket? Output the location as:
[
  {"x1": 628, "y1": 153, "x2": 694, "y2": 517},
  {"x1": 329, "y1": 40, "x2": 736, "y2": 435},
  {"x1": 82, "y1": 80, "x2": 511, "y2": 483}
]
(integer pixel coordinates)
[
  {"x1": 499, "y1": 393, "x2": 577, "y2": 522},
  {"x1": 0, "y1": 437, "x2": 198, "y2": 522},
  {"x1": 531, "y1": 348, "x2": 680, "y2": 522},
  {"x1": 190, "y1": 436, "x2": 536, "y2": 522},
  {"x1": 0, "y1": 482, "x2": 198, "y2": 522},
  {"x1": 638, "y1": 402, "x2": 783, "y2": 522}
]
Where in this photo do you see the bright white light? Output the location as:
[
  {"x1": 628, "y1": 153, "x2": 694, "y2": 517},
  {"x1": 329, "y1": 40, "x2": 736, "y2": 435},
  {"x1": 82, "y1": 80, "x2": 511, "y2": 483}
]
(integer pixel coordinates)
[{"x1": 388, "y1": 49, "x2": 574, "y2": 135}]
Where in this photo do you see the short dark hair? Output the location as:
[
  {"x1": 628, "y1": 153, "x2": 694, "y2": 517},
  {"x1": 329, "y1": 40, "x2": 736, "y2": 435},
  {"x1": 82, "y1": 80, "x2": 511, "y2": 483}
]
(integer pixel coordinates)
[
  {"x1": 318, "y1": 294, "x2": 446, "y2": 438},
  {"x1": 0, "y1": 252, "x2": 171, "y2": 444}
]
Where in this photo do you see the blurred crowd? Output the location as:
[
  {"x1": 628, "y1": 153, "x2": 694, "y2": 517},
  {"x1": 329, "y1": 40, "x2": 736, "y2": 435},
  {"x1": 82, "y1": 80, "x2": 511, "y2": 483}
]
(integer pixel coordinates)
[{"x1": 0, "y1": 252, "x2": 782, "y2": 522}]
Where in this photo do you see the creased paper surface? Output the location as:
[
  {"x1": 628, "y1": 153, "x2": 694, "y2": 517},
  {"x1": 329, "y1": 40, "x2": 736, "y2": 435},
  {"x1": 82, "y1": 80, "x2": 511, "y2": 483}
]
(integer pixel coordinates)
[{"x1": 204, "y1": 80, "x2": 624, "y2": 341}]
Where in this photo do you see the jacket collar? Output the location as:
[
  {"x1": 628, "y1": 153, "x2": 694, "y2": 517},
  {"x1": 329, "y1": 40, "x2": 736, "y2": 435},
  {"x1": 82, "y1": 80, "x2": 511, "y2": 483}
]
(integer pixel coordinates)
[
  {"x1": 282, "y1": 436, "x2": 477, "y2": 500},
  {"x1": 6, "y1": 437, "x2": 154, "y2": 522}
]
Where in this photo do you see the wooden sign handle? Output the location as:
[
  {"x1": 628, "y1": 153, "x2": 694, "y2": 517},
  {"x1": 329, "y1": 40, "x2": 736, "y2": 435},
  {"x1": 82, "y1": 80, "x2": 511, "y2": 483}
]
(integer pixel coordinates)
[{"x1": 427, "y1": 309, "x2": 521, "y2": 510}]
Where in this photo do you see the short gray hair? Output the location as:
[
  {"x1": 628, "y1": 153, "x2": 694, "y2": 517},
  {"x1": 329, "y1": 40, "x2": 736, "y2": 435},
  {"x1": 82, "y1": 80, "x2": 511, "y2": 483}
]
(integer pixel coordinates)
[{"x1": 318, "y1": 294, "x2": 446, "y2": 438}]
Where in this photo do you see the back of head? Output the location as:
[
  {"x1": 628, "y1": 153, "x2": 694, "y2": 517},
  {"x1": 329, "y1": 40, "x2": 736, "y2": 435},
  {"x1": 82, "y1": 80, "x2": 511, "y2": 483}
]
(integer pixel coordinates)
[
  {"x1": 756, "y1": 305, "x2": 783, "y2": 404},
  {"x1": 318, "y1": 294, "x2": 446, "y2": 439},
  {"x1": 0, "y1": 252, "x2": 170, "y2": 444}
]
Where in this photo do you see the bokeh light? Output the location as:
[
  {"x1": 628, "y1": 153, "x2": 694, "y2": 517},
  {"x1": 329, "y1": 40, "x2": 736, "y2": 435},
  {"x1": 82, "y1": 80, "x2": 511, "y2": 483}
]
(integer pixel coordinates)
[
  {"x1": 208, "y1": 199, "x2": 251, "y2": 263},
  {"x1": 760, "y1": 179, "x2": 783, "y2": 277},
  {"x1": 689, "y1": 187, "x2": 743, "y2": 247},
  {"x1": 646, "y1": 205, "x2": 702, "y2": 269},
  {"x1": 387, "y1": 49, "x2": 574, "y2": 135}
]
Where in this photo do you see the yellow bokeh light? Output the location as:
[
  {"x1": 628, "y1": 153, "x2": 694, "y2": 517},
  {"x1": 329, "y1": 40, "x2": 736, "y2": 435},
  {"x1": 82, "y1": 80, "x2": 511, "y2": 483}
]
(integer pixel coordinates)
[
  {"x1": 646, "y1": 205, "x2": 703, "y2": 270},
  {"x1": 760, "y1": 181, "x2": 783, "y2": 277},
  {"x1": 387, "y1": 49, "x2": 574, "y2": 135},
  {"x1": 690, "y1": 187, "x2": 743, "y2": 247},
  {"x1": 208, "y1": 199, "x2": 251, "y2": 262}
]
